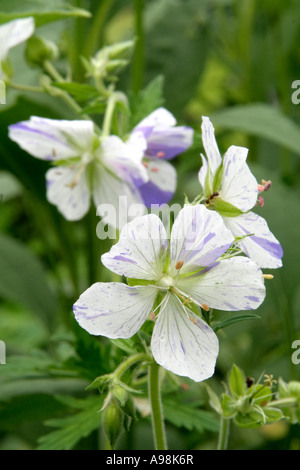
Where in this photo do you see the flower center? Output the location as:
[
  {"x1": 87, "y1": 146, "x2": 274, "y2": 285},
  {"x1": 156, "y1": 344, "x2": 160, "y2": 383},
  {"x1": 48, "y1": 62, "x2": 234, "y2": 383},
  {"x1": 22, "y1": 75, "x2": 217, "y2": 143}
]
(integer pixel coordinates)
[
  {"x1": 205, "y1": 191, "x2": 219, "y2": 207},
  {"x1": 157, "y1": 275, "x2": 175, "y2": 289}
]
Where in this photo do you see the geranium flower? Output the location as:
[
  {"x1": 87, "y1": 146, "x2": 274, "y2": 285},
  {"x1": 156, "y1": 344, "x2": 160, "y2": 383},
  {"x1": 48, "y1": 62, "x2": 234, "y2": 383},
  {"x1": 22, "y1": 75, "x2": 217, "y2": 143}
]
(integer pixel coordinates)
[
  {"x1": 73, "y1": 205, "x2": 266, "y2": 382},
  {"x1": 8, "y1": 116, "x2": 148, "y2": 224},
  {"x1": 129, "y1": 107, "x2": 194, "y2": 206},
  {"x1": 0, "y1": 17, "x2": 35, "y2": 78},
  {"x1": 198, "y1": 116, "x2": 283, "y2": 269}
]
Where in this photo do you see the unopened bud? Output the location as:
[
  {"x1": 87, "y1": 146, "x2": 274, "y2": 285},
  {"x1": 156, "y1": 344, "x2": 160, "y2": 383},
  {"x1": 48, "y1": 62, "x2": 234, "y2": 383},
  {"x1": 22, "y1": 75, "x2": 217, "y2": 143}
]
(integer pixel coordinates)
[
  {"x1": 25, "y1": 36, "x2": 58, "y2": 67},
  {"x1": 103, "y1": 400, "x2": 123, "y2": 449}
]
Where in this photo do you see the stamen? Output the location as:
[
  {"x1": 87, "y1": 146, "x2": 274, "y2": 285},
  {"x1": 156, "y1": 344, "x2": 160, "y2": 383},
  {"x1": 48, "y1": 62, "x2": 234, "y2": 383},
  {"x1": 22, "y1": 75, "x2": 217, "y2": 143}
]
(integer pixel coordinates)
[
  {"x1": 150, "y1": 167, "x2": 159, "y2": 172},
  {"x1": 189, "y1": 317, "x2": 197, "y2": 325},
  {"x1": 143, "y1": 162, "x2": 149, "y2": 168},
  {"x1": 149, "y1": 311, "x2": 156, "y2": 322},
  {"x1": 52, "y1": 148, "x2": 56, "y2": 157},
  {"x1": 263, "y1": 274, "x2": 274, "y2": 279},
  {"x1": 200, "y1": 303, "x2": 210, "y2": 312},
  {"x1": 258, "y1": 196, "x2": 264, "y2": 207},
  {"x1": 156, "y1": 151, "x2": 165, "y2": 158},
  {"x1": 261, "y1": 179, "x2": 272, "y2": 191},
  {"x1": 175, "y1": 260, "x2": 184, "y2": 270}
]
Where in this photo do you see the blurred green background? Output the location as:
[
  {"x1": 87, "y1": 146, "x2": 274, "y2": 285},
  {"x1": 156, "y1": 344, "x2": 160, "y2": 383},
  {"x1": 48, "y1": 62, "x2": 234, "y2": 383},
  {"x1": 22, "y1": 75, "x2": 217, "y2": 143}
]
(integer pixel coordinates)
[{"x1": 0, "y1": 0, "x2": 300, "y2": 450}]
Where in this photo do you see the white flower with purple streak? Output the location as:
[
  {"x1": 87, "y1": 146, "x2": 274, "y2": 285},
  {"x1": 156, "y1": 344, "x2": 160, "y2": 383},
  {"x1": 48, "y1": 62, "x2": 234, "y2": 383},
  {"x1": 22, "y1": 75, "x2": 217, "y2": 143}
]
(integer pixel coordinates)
[
  {"x1": 129, "y1": 107, "x2": 194, "y2": 206},
  {"x1": 73, "y1": 204, "x2": 266, "y2": 382},
  {"x1": 198, "y1": 116, "x2": 283, "y2": 269},
  {"x1": 8, "y1": 116, "x2": 149, "y2": 223},
  {"x1": 0, "y1": 17, "x2": 35, "y2": 78}
]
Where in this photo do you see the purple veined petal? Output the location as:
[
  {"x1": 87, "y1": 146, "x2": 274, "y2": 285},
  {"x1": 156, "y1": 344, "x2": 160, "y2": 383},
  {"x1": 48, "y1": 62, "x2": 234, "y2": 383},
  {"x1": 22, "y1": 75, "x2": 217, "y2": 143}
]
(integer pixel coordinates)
[
  {"x1": 73, "y1": 282, "x2": 157, "y2": 338},
  {"x1": 201, "y1": 116, "x2": 222, "y2": 177},
  {"x1": 93, "y1": 163, "x2": 146, "y2": 230},
  {"x1": 145, "y1": 126, "x2": 194, "y2": 160},
  {"x1": 8, "y1": 117, "x2": 94, "y2": 161},
  {"x1": 133, "y1": 107, "x2": 177, "y2": 139},
  {"x1": 138, "y1": 159, "x2": 177, "y2": 207},
  {"x1": 223, "y1": 211, "x2": 283, "y2": 269},
  {"x1": 220, "y1": 145, "x2": 258, "y2": 212},
  {"x1": 101, "y1": 214, "x2": 168, "y2": 280},
  {"x1": 170, "y1": 205, "x2": 234, "y2": 274},
  {"x1": 198, "y1": 154, "x2": 209, "y2": 192},
  {"x1": 46, "y1": 165, "x2": 90, "y2": 221},
  {"x1": 151, "y1": 292, "x2": 219, "y2": 382},
  {"x1": 177, "y1": 257, "x2": 266, "y2": 311},
  {"x1": 100, "y1": 135, "x2": 148, "y2": 187},
  {"x1": 0, "y1": 17, "x2": 34, "y2": 62}
]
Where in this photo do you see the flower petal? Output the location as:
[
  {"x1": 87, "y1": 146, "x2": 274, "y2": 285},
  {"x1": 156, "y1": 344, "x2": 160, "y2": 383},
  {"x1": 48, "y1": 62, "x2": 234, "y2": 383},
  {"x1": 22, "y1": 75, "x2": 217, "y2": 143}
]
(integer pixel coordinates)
[
  {"x1": 133, "y1": 107, "x2": 176, "y2": 138},
  {"x1": 101, "y1": 214, "x2": 168, "y2": 280},
  {"x1": 151, "y1": 292, "x2": 219, "y2": 382},
  {"x1": 145, "y1": 126, "x2": 194, "y2": 160},
  {"x1": 223, "y1": 212, "x2": 283, "y2": 269},
  {"x1": 170, "y1": 205, "x2": 234, "y2": 273},
  {"x1": 0, "y1": 17, "x2": 34, "y2": 62},
  {"x1": 198, "y1": 154, "x2": 208, "y2": 192},
  {"x1": 101, "y1": 135, "x2": 148, "y2": 187},
  {"x1": 93, "y1": 163, "x2": 146, "y2": 229},
  {"x1": 8, "y1": 117, "x2": 94, "y2": 161},
  {"x1": 220, "y1": 145, "x2": 258, "y2": 212},
  {"x1": 73, "y1": 282, "x2": 156, "y2": 338},
  {"x1": 46, "y1": 165, "x2": 90, "y2": 220},
  {"x1": 177, "y1": 257, "x2": 266, "y2": 311},
  {"x1": 201, "y1": 116, "x2": 222, "y2": 178},
  {"x1": 138, "y1": 159, "x2": 177, "y2": 207}
]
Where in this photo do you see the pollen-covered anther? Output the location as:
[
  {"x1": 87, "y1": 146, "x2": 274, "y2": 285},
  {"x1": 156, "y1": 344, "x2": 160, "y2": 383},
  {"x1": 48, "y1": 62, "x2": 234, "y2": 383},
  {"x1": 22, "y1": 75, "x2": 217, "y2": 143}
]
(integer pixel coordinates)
[
  {"x1": 262, "y1": 179, "x2": 272, "y2": 191},
  {"x1": 201, "y1": 303, "x2": 210, "y2": 312},
  {"x1": 189, "y1": 317, "x2": 197, "y2": 325},
  {"x1": 149, "y1": 311, "x2": 156, "y2": 322},
  {"x1": 263, "y1": 274, "x2": 274, "y2": 280},
  {"x1": 258, "y1": 196, "x2": 264, "y2": 207},
  {"x1": 156, "y1": 151, "x2": 165, "y2": 158},
  {"x1": 175, "y1": 260, "x2": 184, "y2": 270}
]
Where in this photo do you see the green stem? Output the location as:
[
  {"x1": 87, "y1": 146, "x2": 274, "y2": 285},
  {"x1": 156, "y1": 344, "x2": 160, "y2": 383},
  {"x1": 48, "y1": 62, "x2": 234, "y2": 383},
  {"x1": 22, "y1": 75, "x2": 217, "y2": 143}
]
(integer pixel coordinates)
[
  {"x1": 217, "y1": 416, "x2": 230, "y2": 450},
  {"x1": 148, "y1": 362, "x2": 168, "y2": 450},
  {"x1": 114, "y1": 353, "x2": 151, "y2": 380},
  {"x1": 101, "y1": 92, "x2": 127, "y2": 137},
  {"x1": 83, "y1": 0, "x2": 113, "y2": 58},
  {"x1": 7, "y1": 81, "x2": 44, "y2": 94},
  {"x1": 132, "y1": 0, "x2": 145, "y2": 93}
]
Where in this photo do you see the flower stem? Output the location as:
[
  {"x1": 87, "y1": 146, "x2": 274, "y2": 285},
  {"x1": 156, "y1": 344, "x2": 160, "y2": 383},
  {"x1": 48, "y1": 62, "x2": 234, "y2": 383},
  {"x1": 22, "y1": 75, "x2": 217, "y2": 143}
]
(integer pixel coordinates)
[
  {"x1": 217, "y1": 416, "x2": 230, "y2": 450},
  {"x1": 148, "y1": 361, "x2": 168, "y2": 450},
  {"x1": 7, "y1": 81, "x2": 44, "y2": 94},
  {"x1": 114, "y1": 353, "x2": 151, "y2": 380}
]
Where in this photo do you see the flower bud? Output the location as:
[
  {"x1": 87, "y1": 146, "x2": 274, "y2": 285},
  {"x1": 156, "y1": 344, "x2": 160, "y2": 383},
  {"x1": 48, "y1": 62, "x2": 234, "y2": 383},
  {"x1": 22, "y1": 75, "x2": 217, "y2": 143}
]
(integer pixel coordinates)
[
  {"x1": 103, "y1": 399, "x2": 123, "y2": 449},
  {"x1": 25, "y1": 36, "x2": 59, "y2": 67}
]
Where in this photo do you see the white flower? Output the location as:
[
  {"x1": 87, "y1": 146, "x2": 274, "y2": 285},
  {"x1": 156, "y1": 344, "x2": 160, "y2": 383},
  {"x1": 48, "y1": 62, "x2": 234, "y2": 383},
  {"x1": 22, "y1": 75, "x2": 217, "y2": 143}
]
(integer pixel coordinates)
[
  {"x1": 0, "y1": 17, "x2": 35, "y2": 78},
  {"x1": 8, "y1": 116, "x2": 148, "y2": 224},
  {"x1": 198, "y1": 116, "x2": 283, "y2": 269},
  {"x1": 73, "y1": 205, "x2": 266, "y2": 382}
]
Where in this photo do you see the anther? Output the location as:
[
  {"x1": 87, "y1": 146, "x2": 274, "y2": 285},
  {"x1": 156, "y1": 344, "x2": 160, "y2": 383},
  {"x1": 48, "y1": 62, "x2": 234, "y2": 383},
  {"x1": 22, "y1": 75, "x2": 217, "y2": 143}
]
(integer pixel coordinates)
[
  {"x1": 143, "y1": 162, "x2": 149, "y2": 168},
  {"x1": 189, "y1": 317, "x2": 197, "y2": 325},
  {"x1": 151, "y1": 167, "x2": 159, "y2": 172},
  {"x1": 149, "y1": 311, "x2": 156, "y2": 322},
  {"x1": 156, "y1": 151, "x2": 165, "y2": 158},
  {"x1": 201, "y1": 303, "x2": 210, "y2": 312},
  {"x1": 175, "y1": 260, "x2": 184, "y2": 270},
  {"x1": 263, "y1": 274, "x2": 274, "y2": 280},
  {"x1": 258, "y1": 196, "x2": 264, "y2": 207}
]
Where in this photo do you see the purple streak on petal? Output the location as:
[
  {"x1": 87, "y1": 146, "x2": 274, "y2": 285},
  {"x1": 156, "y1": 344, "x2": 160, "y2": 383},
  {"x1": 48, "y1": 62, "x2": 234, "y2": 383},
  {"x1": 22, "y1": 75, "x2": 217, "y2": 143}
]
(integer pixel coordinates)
[
  {"x1": 113, "y1": 255, "x2": 138, "y2": 264},
  {"x1": 246, "y1": 295, "x2": 260, "y2": 302},
  {"x1": 138, "y1": 181, "x2": 174, "y2": 207},
  {"x1": 146, "y1": 127, "x2": 194, "y2": 160},
  {"x1": 180, "y1": 341, "x2": 186, "y2": 354},
  {"x1": 203, "y1": 232, "x2": 215, "y2": 244},
  {"x1": 248, "y1": 235, "x2": 283, "y2": 259},
  {"x1": 9, "y1": 123, "x2": 69, "y2": 148}
]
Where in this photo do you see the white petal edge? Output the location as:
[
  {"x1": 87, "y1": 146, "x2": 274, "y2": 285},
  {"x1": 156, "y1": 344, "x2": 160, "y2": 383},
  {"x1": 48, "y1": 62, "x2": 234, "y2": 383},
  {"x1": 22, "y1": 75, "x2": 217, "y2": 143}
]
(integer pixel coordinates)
[
  {"x1": 101, "y1": 213, "x2": 168, "y2": 280},
  {"x1": 46, "y1": 165, "x2": 90, "y2": 221},
  {"x1": 220, "y1": 145, "x2": 258, "y2": 212},
  {"x1": 177, "y1": 257, "x2": 266, "y2": 311},
  {"x1": 223, "y1": 212, "x2": 283, "y2": 269},
  {"x1": 201, "y1": 116, "x2": 222, "y2": 177},
  {"x1": 73, "y1": 282, "x2": 157, "y2": 338},
  {"x1": 151, "y1": 292, "x2": 219, "y2": 382},
  {"x1": 0, "y1": 17, "x2": 34, "y2": 60}
]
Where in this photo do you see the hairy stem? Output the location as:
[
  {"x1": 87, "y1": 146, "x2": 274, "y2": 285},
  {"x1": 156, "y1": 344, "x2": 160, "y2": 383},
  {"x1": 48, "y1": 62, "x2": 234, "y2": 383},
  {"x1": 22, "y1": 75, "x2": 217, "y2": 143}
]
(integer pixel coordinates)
[
  {"x1": 148, "y1": 362, "x2": 168, "y2": 450},
  {"x1": 217, "y1": 416, "x2": 230, "y2": 450}
]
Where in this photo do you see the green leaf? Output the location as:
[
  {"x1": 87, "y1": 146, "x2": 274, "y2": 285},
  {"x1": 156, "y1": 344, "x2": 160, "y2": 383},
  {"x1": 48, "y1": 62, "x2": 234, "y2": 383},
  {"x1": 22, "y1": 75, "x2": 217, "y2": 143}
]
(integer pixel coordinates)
[
  {"x1": 263, "y1": 407, "x2": 284, "y2": 423},
  {"x1": 37, "y1": 395, "x2": 103, "y2": 450},
  {"x1": 228, "y1": 364, "x2": 247, "y2": 398},
  {"x1": 0, "y1": 232, "x2": 58, "y2": 324},
  {"x1": 0, "y1": 1, "x2": 91, "y2": 27},
  {"x1": 51, "y1": 82, "x2": 100, "y2": 103},
  {"x1": 212, "y1": 103, "x2": 300, "y2": 157},
  {"x1": 128, "y1": 75, "x2": 165, "y2": 129},
  {"x1": 163, "y1": 398, "x2": 219, "y2": 433}
]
